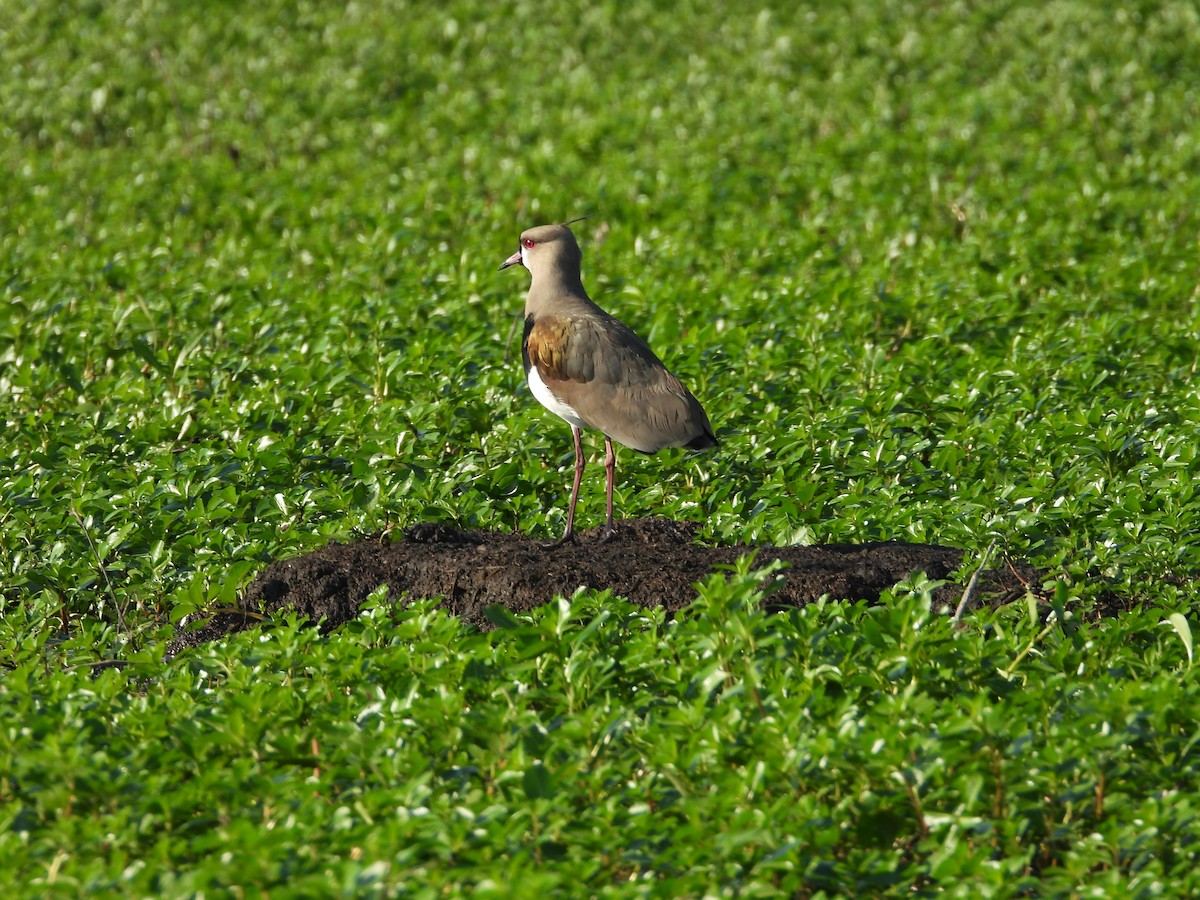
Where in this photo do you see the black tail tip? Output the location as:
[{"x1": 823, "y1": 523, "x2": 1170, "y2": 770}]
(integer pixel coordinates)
[{"x1": 686, "y1": 430, "x2": 719, "y2": 451}]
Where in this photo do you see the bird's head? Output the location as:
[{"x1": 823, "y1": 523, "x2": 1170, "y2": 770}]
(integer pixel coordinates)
[{"x1": 499, "y1": 223, "x2": 584, "y2": 277}]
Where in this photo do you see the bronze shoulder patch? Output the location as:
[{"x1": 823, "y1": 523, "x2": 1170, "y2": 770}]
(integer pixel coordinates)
[{"x1": 524, "y1": 316, "x2": 593, "y2": 383}]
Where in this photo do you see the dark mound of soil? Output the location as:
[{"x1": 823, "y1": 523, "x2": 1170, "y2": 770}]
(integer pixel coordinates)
[{"x1": 168, "y1": 518, "x2": 1067, "y2": 655}]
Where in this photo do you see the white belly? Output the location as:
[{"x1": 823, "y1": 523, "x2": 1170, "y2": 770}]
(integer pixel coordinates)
[{"x1": 528, "y1": 365, "x2": 587, "y2": 429}]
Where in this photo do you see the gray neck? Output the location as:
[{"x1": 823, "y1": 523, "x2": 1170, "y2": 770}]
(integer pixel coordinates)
[{"x1": 525, "y1": 265, "x2": 596, "y2": 318}]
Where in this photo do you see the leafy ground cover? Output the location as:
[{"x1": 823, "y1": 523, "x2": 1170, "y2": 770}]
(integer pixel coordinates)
[{"x1": 2, "y1": 0, "x2": 1199, "y2": 894}]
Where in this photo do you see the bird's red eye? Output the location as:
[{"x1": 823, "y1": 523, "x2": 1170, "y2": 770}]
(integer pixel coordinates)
[{"x1": 522, "y1": 238, "x2": 535, "y2": 249}]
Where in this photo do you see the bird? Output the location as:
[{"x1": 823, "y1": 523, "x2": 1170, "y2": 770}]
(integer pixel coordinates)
[{"x1": 499, "y1": 222, "x2": 717, "y2": 546}]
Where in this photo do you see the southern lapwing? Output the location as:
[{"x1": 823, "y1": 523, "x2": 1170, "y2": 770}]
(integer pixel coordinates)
[{"x1": 499, "y1": 223, "x2": 717, "y2": 546}]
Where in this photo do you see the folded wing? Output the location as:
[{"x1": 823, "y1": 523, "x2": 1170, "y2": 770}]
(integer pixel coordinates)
[{"x1": 523, "y1": 313, "x2": 716, "y2": 453}]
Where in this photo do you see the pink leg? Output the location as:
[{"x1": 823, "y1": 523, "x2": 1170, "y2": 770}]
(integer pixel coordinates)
[
  {"x1": 545, "y1": 425, "x2": 585, "y2": 548},
  {"x1": 601, "y1": 436, "x2": 617, "y2": 542}
]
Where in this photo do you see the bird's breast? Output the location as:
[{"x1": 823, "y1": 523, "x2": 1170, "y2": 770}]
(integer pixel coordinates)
[
  {"x1": 522, "y1": 312, "x2": 589, "y2": 428},
  {"x1": 527, "y1": 364, "x2": 587, "y2": 429}
]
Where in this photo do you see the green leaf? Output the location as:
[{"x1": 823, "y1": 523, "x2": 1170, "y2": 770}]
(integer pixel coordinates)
[
  {"x1": 1165, "y1": 613, "x2": 1194, "y2": 668},
  {"x1": 522, "y1": 763, "x2": 556, "y2": 800},
  {"x1": 483, "y1": 605, "x2": 521, "y2": 629}
]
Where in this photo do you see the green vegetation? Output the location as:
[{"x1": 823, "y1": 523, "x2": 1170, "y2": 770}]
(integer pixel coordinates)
[{"x1": 2, "y1": 0, "x2": 1198, "y2": 894}]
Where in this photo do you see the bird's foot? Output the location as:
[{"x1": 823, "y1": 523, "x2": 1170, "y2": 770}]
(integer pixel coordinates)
[
  {"x1": 598, "y1": 523, "x2": 618, "y2": 544},
  {"x1": 540, "y1": 531, "x2": 576, "y2": 550}
]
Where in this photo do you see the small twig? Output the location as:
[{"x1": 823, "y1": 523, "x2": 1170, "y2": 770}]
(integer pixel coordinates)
[
  {"x1": 503, "y1": 311, "x2": 524, "y2": 362},
  {"x1": 62, "y1": 659, "x2": 130, "y2": 672},
  {"x1": 1006, "y1": 558, "x2": 1056, "y2": 603},
  {"x1": 1002, "y1": 616, "x2": 1058, "y2": 681},
  {"x1": 204, "y1": 607, "x2": 266, "y2": 622},
  {"x1": 1006, "y1": 558, "x2": 1033, "y2": 589},
  {"x1": 70, "y1": 508, "x2": 124, "y2": 632},
  {"x1": 991, "y1": 747, "x2": 1006, "y2": 819},
  {"x1": 953, "y1": 539, "x2": 996, "y2": 623},
  {"x1": 901, "y1": 775, "x2": 929, "y2": 840}
]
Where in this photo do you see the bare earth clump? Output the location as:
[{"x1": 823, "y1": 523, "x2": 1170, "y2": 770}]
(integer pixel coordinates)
[{"x1": 168, "y1": 518, "x2": 1137, "y2": 655}]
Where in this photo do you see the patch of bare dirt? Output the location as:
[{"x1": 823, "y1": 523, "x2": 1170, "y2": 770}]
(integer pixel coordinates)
[{"x1": 165, "y1": 518, "x2": 1125, "y2": 656}]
